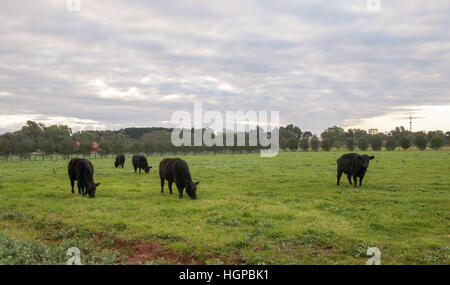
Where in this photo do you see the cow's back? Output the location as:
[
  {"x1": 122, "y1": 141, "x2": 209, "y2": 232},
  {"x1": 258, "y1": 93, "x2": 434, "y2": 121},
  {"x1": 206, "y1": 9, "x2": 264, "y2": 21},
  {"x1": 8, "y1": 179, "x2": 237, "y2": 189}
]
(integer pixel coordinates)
[
  {"x1": 68, "y1": 158, "x2": 93, "y2": 182},
  {"x1": 116, "y1": 154, "x2": 125, "y2": 164},
  {"x1": 160, "y1": 158, "x2": 190, "y2": 182},
  {"x1": 159, "y1": 158, "x2": 176, "y2": 180},
  {"x1": 77, "y1": 159, "x2": 94, "y2": 182},
  {"x1": 133, "y1": 155, "x2": 147, "y2": 167},
  {"x1": 337, "y1": 153, "x2": 359, "y2": 172},
  {"x1": 68, "y1": 158, "x2": 82, "y2": 179}
]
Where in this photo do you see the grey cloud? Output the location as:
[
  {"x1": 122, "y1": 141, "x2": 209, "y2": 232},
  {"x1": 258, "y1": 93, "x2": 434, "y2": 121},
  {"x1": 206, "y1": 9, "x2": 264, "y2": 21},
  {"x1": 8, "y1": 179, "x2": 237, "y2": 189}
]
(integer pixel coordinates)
[{"x1": 0, "y1": 0, "x2": 449, "y2": 134}]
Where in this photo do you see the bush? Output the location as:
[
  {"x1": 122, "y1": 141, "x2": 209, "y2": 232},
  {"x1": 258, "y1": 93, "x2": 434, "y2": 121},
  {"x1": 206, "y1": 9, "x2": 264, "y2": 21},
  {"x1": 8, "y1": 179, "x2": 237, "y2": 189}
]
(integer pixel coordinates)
[
  {"x1": 310, "y1": 136, "x2": 320, "y2": 152},
  {"x1": 0, "y1": 232, "x2": 120, "y2": 265},
  {"x1": 414, "y1": 133, "x2": 427, "y2": 150},
  {"x1": 430, "y1": 136, "x2": 443, "y2": 150},
  {"x1": 357, "y1": 138, "x2": 369, "y2": 151},
  {"x1": 287, "y1": 138, "x2": 298, "y2": 151},
  {"x1": 346, "y1": 138, "x2": 355, "y2": 151},
  {"x1": 321, "y1": 138, "x2": 331, "y2": 151},
  {"x1": 399, "y1": 136, "x2": 410, "y2": 150},
  {"x1": 0, "y1": 138, "x2": 11, "y2": 157},
  {"x1": 385, "y1": 136, "x2": 397, "y2": 151},
  {"x1": 371, "y1": 135, "x2": 383, "y2": 151},
  {"x1": 299, "y1": 138, "x2": 309, "y2": 152}
]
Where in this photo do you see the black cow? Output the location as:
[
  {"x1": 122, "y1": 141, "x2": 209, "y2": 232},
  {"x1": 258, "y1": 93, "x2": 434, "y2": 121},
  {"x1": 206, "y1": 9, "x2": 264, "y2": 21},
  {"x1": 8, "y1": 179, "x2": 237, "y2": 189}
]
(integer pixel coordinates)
[
  {"x1": 115, "y1": 154, "x2": 125, "y2": 168},
  {"x1": 337, "y1": 153, "x2": 375, "y2": 187},
  {"x1": 68, "y1": 158, "x2": 100, "y2": 198},
  {"x1": 132, "y1": 155, "x2": 152, "y2": 174},
  {"x1": 159, "y1": 158, "x2": 199, "y2": 199}
]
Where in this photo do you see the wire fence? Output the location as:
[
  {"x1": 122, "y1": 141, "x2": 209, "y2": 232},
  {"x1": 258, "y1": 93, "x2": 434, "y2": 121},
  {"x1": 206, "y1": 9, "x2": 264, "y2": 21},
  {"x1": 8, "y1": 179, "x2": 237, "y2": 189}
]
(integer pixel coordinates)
[
  {"x1": 0, "y1": 147, "x2": 447, "y2": 162},
  {"x1": 0, "y1": 150, "x2": 265, "y2": 162}
]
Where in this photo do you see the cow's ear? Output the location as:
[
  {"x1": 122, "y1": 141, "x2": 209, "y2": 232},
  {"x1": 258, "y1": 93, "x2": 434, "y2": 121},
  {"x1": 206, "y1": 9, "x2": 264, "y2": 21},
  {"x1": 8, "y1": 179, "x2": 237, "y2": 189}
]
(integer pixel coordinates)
[
  {"x1": 369, "y1": 156, "x2": 375, "y2": 160},
  {"x1": 194, "y1": 181, "x2": 199, "y2": 186},
  {"x1": 96, "y1": 183, "x2": 101, "y2": 187}
]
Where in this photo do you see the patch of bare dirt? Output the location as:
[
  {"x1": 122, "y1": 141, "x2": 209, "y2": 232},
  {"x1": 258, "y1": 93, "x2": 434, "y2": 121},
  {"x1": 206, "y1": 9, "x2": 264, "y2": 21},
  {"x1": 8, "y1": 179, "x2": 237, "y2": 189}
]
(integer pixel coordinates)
[{"x1": 93, "y1": 235, "x2": 206, "y2": 264}]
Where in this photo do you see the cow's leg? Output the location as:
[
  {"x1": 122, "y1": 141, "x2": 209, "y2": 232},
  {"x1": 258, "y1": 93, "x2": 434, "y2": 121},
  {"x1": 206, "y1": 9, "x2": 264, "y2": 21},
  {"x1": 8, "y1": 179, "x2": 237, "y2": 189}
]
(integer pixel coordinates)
[
  {"x1": 168, "y1": 181, "x2": 173, "y2": 194},
  {"x1": 337, "y1": 170, "x2": 343, "y2": 186},
  {"x1": 77, "y1": 182, "x2": 82, "y2": 194},
  {"x1": 176, "y1": 182, "x2": 184, "y2": 199},
  {"x1": 70, "y1": 179, "x2": 75, "y2": 194},
  {"x1": 139, "y1": 168, "x2": 141, "y2": 174},
  {"x1": 359, "y1": 176, "x2": 364, "y2": 186},
  {"x1": 160, "y1": 178, "x2": 165, "y2": 193},
  {"x1": 347, "y1": 174, "x2": 352, "y2": 185},
  {"x1": 353, "y1": 176, "x2": 357, "y2": 187},
  {"x1": 134, "y1": 167, "x2": 137, "y2": 173}
]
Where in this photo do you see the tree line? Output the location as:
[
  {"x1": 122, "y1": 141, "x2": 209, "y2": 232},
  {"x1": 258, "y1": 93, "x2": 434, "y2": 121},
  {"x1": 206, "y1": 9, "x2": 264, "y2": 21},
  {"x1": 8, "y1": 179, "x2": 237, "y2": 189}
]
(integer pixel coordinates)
[{"x1": 0, "y1": 121, "x2": 448, "y2": 160}]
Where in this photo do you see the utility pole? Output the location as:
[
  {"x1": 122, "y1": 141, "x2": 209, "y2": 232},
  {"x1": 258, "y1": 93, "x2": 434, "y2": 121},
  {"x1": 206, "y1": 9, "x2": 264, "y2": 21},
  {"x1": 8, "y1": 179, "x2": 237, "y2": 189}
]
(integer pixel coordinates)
[{"x1": 409, "y1": 114, "x2": 412, "y2": 133}]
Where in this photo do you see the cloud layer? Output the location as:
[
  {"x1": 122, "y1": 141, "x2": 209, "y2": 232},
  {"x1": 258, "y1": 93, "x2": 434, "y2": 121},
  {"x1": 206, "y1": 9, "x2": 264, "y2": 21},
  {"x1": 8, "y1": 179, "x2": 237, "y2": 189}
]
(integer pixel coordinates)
[{"x1": 0, "y1": 0, "x2": 449, "y2": 134}]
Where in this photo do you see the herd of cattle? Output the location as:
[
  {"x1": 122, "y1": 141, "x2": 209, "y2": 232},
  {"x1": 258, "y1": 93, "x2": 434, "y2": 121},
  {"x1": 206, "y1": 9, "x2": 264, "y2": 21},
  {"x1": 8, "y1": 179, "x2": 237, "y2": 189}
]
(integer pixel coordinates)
[
  {"x1": 68, "y1": 154, "x2": 199, "y2": 199},
  {"x1": 67, "y1": 152, "x2": 375, "y2": 199}
]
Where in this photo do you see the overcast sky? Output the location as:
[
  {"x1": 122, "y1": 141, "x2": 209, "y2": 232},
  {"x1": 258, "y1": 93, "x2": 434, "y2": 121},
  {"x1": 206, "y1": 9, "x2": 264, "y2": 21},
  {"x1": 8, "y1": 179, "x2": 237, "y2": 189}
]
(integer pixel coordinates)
[{"x1": 0, "y1": 0, "x2": 449, "y2": 135}]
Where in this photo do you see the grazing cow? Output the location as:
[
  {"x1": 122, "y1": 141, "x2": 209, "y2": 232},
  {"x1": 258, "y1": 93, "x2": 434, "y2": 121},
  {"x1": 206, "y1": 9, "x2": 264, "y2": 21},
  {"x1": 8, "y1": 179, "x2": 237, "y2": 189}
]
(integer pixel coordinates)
[
  {"x1": 132, "y1": 155, "x2": 152, "y2": 174},
  {"x1": 68, "y1": 158, "x2": 100, "y2": 198},
  {"x1": 115, "y1": 154, "x2": 125, "y2": 168},
  {"x1": 159, "y1": 158, "x2": 199, "y2": 199},
  {"x1": 337, "y1": 153, "x2": 375, "y2": 187}
]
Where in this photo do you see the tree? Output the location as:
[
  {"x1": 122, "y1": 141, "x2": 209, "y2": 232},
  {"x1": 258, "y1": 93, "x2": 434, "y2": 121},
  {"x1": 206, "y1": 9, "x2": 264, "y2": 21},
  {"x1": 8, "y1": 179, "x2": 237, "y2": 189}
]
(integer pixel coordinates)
[
  {"x1": 0, "y1": 138, "x2": 11, "y2": 159},
  {"x1": 357, "y1": 138, "x2": 369, "y2": 151},
  {"x1": 430, "y1": 135, "x2": 443, "y2": 150},
  {"x1": 333, "y1": 140, "x2": 343, "y2": 150},
  {"x1": 21, "y1": 120, "x2": 44, "y2": 144},
  {"x1": 285, "y1": 124, "x2": 302, "y2": 139},
  {"x1": 302, "y1": 131, "x2": 312, "y2": 140},
  {"x1": 58, "y1": 138, "x2": 75, "y2": 159},
  {"x1": 389, "y1": 126, "x2": 408, "y2": 141},
  {"x1": 37, "y1": 139, "x2": 54, "y2": 154},
  {"x1": 78, "y1": 142, "x2": 92, "y2": 157},
  {"x1": 399, "y1": 136, "x2": 410, "y2": 150},
  {"x1": 385, "y1": 136, "x2": 397, "y2": 151},
  {"x1": 17, "y1": 138, "x2": 34, "y2": 159},
  {"x1": 346, "y1": 138, "x2": 355, "y2": 151},
  {"x1": 414, "y1": 133, "x2": 427, "y2": 150},
  {"x1": 299, "y1": 137, "x2": 309, "y2": 152},
  {"x1": 310, "y1": 136, "x2": 320, "y2": 152},
  {"x1": 287, "y1": 138, "x2": 298, "y2": 151},
  {"x1": 321, "y1": 138, "x2": 332, "y2": 151},
  {"x1": 44, "y1": 124, "x2": 72, "y2": 144},
  {"x1": 98, "y1": 141, "x2": 112, "y2": 157},
  {"x1": 143, "y1": 141, "x2": 155, "y2": 155},
  {"x1": 371, "y1": 135, "x2": 383, "y2": 151},
  {"x1": 320, "y1": 126, "x2": 345, "y2": 147}
]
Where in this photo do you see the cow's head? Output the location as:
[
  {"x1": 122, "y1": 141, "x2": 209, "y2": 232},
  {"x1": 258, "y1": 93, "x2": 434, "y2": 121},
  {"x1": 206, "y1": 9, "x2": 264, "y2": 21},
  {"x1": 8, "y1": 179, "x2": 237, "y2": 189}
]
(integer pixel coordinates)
[
  {"x1": 359, "y1": 155, "x2": 375, "y2": 168},
  {"x1": 186, "y1": 181, "x2": 199, "y2": 200},
  {"x1": 114, "y1": 161, "x2": 119, "y2": 168},
  {"x1": 87, "y1": 183, "x2": 101, "y2": 198},
  {"x1": 145, "y1": 165, "x2": 152, "y2": 174}
]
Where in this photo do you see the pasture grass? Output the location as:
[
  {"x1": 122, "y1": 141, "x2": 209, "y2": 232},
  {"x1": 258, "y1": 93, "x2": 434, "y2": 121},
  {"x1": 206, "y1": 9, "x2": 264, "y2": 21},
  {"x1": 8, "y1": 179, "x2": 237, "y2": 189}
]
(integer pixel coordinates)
[{"x1": 0, "y1": 150, "x2": 449, "y2": 264}]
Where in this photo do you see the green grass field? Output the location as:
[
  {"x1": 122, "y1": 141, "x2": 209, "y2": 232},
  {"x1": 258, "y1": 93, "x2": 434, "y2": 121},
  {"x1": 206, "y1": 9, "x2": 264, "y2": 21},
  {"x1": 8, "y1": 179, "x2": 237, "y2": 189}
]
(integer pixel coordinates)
[{"x1": 0, "y1": 151, "x2": 449, "y2": 264}]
